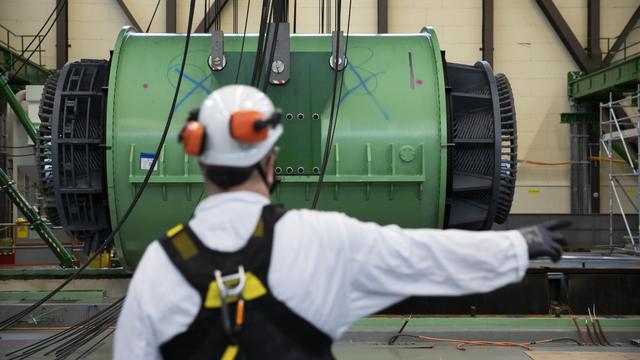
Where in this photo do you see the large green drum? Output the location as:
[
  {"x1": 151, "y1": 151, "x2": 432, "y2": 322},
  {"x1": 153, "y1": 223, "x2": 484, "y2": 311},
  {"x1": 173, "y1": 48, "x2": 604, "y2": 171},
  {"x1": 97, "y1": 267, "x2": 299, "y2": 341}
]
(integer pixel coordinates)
[{"x1": 37, "y1": 27, "x2": 517, "y2": 269}]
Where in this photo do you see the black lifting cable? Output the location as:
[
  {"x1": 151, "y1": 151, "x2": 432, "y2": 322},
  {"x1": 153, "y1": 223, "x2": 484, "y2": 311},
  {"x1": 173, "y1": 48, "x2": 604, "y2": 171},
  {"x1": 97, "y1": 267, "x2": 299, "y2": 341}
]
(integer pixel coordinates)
[
  {"x1": 293, "y1": 0, "x2": 297, "y2": 33},
  {"x1": 325, "y1": 0, "x2": 352, "y2": 153},
  {"x1": 6, "y1": 298, "x2": 124, "y2": 359},
  {"x1": 234, "y1": 0, "x2": 252, "y2": 83},
  {"x1": 145, "y1": 0, "x2": 162, "y2": 33},
  {"x1": 250, "y1": 0, "x2": 273, "y2": 87},
  {"x1": 261, "y1": 0, "x2": 287, "y2": 92},
  {"x1": 311, "y1": 0, "x2": 352, "y2": 209},
  {"x1": 0, "y1": 0, "x2": 199, "y2": 332},
  {"x1": 11, "y1": 0, "x2": 68, "y2": 78}
]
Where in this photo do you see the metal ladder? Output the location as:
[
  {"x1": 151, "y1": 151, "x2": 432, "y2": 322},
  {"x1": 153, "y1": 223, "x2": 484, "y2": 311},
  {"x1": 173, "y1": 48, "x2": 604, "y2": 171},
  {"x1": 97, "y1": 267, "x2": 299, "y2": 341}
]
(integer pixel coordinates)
[{"x1": 600, "y1": 87, "x2": 640, "y2": 254}]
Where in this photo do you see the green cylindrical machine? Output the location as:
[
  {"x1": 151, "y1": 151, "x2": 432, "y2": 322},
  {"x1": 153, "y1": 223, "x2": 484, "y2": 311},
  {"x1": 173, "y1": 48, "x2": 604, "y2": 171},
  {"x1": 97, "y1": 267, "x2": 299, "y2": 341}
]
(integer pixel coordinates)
[{"x1": 37, "y1": 27, "x2": 517, "y2": 269}]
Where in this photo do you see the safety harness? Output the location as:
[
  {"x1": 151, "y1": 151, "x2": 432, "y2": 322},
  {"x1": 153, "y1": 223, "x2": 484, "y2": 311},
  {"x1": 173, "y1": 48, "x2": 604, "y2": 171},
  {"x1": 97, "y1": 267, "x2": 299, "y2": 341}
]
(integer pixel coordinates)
[{"x1": 158, "y1": 204, "x2": 334, "y2": 360}]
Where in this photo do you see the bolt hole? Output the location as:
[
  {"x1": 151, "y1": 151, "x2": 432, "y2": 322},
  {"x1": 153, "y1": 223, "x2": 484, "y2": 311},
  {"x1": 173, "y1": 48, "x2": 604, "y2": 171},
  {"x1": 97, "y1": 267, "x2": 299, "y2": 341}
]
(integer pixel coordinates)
[
  {"x1": 297, "y1": 167, "x2": 304, "y2": 174},
  {"x1": 297, "y1": 113, "x2": 304, "y2": 120},
  {"x1": 286, "y1": 113, "x2": 294, "y2": 120},
  {"x1": 312, "y1": 167, "x2": 320, "y2": 174},
  {"x1": 275, "y1": 167, "x2": 282, "y2": 174},
  {"x1": 312, "y1": 113, "x2": 320, "y2": 120},
  {"x1": 286, "y1": 167, "x2": 294, "y2": 174}
]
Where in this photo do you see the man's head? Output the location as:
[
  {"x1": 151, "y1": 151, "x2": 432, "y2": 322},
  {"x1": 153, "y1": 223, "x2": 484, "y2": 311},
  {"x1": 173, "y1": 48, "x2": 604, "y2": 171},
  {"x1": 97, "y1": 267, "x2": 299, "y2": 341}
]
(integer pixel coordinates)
[{"x1": 179, "y1": 85, "x2": 283, "y2": 196}]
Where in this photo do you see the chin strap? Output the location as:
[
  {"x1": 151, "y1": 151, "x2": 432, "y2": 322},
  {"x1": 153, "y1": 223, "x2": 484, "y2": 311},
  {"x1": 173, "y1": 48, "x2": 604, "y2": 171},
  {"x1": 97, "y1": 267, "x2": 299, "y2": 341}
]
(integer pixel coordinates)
[{"x1": 255, "y1": 163, "x2": 275, "y2": 194}]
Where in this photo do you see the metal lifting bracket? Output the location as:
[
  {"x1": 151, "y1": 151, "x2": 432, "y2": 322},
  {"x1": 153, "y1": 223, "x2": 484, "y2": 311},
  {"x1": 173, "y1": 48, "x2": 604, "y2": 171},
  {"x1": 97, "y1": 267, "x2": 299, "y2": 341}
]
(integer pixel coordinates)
[
  {"x1": 209, "y1": 30, "x2": 226, "y2": 71},
  {"x1": 267, "y1": 23, "x2": 291, "y2": 85},
  {"x1": 330, "y1": 30, "x2": 347, "y2": 71}
]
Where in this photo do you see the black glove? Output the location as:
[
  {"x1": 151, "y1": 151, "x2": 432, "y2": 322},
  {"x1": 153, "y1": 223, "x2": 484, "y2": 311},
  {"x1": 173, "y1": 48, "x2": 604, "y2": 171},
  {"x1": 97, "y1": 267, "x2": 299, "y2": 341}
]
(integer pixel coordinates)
[{"x1": 517, "y1": 220, "x2": 570, "y2": 262}]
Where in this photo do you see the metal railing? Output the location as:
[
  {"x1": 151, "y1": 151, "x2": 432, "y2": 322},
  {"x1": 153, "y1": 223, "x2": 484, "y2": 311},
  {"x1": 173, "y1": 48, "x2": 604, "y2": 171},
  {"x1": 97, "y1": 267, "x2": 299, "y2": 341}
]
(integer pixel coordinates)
[
  {"x1": 600, "y1": 25, "x2": 640, "y2": 64},
  {"x1": 0, "y1": 23, "x2": 46, "y2": 68},
  {"x1": 600, "y1": 88, "x2": 640, "y2": 255}
]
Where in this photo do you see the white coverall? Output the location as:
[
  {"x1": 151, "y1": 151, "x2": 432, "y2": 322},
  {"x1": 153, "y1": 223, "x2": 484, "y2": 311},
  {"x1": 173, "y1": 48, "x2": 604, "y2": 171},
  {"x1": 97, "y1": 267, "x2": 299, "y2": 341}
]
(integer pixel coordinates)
[{"x1": 114, "y1": 191, "x2": 528, "y2": 359}]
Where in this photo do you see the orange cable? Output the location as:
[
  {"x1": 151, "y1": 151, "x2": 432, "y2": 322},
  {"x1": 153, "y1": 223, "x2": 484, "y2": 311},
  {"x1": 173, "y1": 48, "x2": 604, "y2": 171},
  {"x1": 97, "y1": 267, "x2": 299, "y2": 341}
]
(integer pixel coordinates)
[{"x1": 519, "y1": 157, "x2": 627, "y2": 166}]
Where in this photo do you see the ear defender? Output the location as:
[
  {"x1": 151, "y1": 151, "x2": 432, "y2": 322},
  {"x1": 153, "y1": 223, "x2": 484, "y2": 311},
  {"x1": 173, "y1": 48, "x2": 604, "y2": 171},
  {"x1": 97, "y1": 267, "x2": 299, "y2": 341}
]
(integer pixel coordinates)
[
  {"x1": 230, "y1": 110, "x2": 282, "y2": 144},
  {"x1": 179, "y1": 108, "x2": 205, "y2": 156}
]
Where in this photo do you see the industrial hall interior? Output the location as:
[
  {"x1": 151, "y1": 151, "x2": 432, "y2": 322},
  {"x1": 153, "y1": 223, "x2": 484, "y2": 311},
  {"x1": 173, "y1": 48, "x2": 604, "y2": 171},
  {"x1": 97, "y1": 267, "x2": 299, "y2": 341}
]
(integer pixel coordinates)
[{"x1": 0, "y1": 0, "x2": 640, "y2": 359}]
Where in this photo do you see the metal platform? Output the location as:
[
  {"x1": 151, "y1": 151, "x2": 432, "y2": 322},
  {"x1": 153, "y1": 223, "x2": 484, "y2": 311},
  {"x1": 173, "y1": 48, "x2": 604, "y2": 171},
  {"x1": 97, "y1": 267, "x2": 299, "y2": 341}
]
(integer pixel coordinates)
[
  {"x1": 0, "y1": 317, "x2": 638, "y2": 359},
  {"x1": 602, "y1": 128, "x2": 640, "y2": 142},
  {"x1": 568, "y1": 54, "x2": 640, "y2": 101}
]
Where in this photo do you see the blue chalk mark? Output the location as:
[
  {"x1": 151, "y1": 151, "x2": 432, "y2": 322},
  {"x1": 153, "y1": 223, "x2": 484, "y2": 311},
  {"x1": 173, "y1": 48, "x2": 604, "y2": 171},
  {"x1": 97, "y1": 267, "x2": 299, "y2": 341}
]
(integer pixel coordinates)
[
  {"x1": 174, "y1": 69, "x2": 214, "y2": 110},
  {"x1": 339, "y1": 72, "x2": 383, "y2": 103},
  {"x1": 341, "y1": 64, "x2": 389, "y2": 121},
  {"x1": 176, "y1": 69, "x2": 211, "y2": 94}
]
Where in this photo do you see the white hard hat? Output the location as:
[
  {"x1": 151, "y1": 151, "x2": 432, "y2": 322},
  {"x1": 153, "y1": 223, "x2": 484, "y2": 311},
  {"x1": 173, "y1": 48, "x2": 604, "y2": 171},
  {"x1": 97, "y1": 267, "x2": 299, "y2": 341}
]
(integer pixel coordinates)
[{"x1": 197, "y1": 85, "x2": 282, "y2": 167}]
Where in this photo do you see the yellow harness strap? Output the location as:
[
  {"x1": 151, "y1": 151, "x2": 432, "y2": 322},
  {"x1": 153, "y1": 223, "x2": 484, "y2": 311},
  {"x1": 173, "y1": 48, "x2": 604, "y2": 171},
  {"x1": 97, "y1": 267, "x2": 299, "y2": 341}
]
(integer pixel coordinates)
[{"x1": 221, "y1": 345, "x2": 238, "y2": 360}]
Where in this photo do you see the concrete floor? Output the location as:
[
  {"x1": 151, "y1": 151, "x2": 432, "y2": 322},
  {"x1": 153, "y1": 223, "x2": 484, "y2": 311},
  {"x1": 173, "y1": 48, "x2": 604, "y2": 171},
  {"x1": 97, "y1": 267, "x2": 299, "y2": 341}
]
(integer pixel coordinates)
[{"x1": 1, "y1": 331, "x2": 639, "y2": 360}]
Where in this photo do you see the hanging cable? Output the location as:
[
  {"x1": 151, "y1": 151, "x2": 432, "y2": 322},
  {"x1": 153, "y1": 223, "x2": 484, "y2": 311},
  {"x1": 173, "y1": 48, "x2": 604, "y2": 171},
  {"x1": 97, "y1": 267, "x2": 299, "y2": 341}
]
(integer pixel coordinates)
[
  {"x1": 293, "y1": 0, "x2": 297, "y2": 33},
  {"x1": 235, "y1": 0, "x2": 252, "y2": 83},
  {"x1": 233, "y1": 0, "x2": 239, "y2": 33},
  {"x1": 261, "y1": 1, "x2": 283, "y2": 92},
  {"x1": 145, "y1": 0, "x2": 162, "y2": 32},
  {"x1": 325, "y1": 0, "x2": 351, "y2": 151},
  {"x1": 311, "y1": 0, "x2": 351, "y2": 209},
  {"x1": 250, "y1": 0, "x2": 273, "y2": 87},
  {"x1": 321, "y1": 0, "x2": 325, "y2": 33},
  {"x1": 204, "y1": 0, "x2": 209, "y2": 35},
  {"x1": 12, "y1": 0, "x2": 68, "y2": 77},
  {"x1": 0, "y1": 0, "x2": 199, "y2": 332}
]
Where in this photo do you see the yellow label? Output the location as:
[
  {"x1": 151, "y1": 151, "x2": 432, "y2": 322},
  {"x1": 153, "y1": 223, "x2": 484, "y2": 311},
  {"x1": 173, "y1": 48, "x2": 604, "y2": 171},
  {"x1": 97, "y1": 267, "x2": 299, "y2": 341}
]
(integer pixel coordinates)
[
  {"x1": 204, "y1": 272, "x2": 267, "y2": 308},
  {"x1": 172, "y1": 232, "x2": 198, "y2": 260},
  {"x1": 528, "y1": 189, "x2": 540, "y2": 194}
]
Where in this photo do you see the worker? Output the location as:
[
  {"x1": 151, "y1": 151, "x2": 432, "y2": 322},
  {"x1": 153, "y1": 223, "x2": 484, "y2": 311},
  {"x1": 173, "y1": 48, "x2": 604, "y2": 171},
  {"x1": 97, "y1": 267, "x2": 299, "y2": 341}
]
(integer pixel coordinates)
[{"x1": 114, "y1": 85, "x2": 568, "y2": 360}]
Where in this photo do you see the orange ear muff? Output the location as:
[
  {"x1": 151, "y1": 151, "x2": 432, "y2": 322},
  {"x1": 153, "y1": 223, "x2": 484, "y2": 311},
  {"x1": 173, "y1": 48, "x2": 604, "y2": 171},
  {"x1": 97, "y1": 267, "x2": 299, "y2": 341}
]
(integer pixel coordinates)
[
  {"x1": 230, "y1": 110, "x2": 269, "y2": 144},
  {"x1": 180, "y1": 120, "x2": 206, "y2": 156}
]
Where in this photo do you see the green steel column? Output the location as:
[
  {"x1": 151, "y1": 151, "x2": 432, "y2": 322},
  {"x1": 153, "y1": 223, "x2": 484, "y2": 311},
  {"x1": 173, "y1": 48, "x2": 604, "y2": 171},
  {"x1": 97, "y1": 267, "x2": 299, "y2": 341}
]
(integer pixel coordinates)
[
  {"x1": 0, "y1": 76, "x2": 76, "y2": 268},
  {"x1": 0, "y1": 169, "x2": 77, "y2": 267},
  {"x1": 0, "y1": 75, "x2": 37, "y2": 143}
]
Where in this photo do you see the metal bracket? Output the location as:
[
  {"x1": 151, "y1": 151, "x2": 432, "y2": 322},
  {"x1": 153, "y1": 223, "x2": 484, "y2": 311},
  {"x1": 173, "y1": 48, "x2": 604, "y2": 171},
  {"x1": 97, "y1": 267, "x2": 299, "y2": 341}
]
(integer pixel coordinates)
[
  {"x1": 266, "y1": 23, "x2": 290, "y2": 85},
  {"x1": 329, "y1": 30, "x2": 347, "y2": 71},
  {"x1": 208, "y1": 30, "x2": 226, "y2": 71}
]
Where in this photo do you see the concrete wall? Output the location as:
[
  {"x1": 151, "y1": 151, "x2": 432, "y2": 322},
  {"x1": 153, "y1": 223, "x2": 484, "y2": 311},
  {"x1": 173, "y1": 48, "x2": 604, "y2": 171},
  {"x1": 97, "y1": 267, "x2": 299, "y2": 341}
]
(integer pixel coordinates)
[{"x1": 0, "y1": 0, "x2": 638, "y2": 214}]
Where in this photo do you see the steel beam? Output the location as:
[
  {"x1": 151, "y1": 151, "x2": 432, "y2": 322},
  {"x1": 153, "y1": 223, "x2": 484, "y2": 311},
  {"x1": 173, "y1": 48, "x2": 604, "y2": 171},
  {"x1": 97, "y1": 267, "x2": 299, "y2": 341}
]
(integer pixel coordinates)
[
  {"x1": 0, "y1": 168, "x2": 76, "y2": 267},
  {"x1": 0, "y1": 76, "x2": 37, "y2": 143},
  {"x1": 377, "y1": 0, "x2": 388, "y2": 34},
  {"x1": 568, "y1": 55, "x2": 640, "y2": 101},
  {"x1": 535, "y1": 0, "x2": 590, "y2": 72},
  {"x1": 55, "y1": 0, "x2": 68, "y2": 69},
  {"x1": 114, "y1": 0, "x2": 143, "y2": 32},
  {"x1": 588, "y1": 0, "x2": 601, "y2": 69},
  {"x1": 166, "y1": 0, "x2": 176, "y2": 32},
  {"x1": 482, "y1": 0, "x2": 494, "y2": 65},
  {"x1": 195, "y1": 0, "x2": 230, "y2": 33},
  {"x1": 0, "y1": 99, "x2": 6, "y2": 232},
  {"x1": 603, "y1": 5, "x2": 640, "y2": 66}
]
